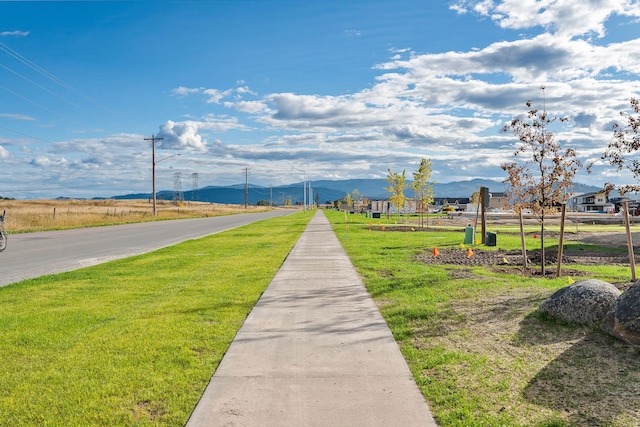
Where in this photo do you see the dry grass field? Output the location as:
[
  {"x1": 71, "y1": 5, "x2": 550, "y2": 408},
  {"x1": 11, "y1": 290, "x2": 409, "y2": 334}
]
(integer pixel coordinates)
[{"x1": 0, "y1": 199, "x2": 277, "y2": 233}]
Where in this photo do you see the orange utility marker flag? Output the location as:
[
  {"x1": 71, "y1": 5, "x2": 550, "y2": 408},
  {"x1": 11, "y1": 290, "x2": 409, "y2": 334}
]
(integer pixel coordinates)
[
  {"x1": 433, "y1": 247, "x2": 440, "y2": 257},
  {"x1": 467, "y1": 247, "x2": 473, "y2": 258}
]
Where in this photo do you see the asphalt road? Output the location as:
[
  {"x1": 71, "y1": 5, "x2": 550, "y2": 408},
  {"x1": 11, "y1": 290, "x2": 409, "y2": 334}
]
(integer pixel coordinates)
[{"x1": 0, "y1": 210, "x2": 295, "y2": 287}]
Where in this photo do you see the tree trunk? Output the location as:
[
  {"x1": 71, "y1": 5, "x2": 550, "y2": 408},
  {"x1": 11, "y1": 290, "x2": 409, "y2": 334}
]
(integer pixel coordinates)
[
  {"x1": 540, "y1": 212, "x2": 546, "y2": 276},
  {"x1": 624, "y1": 201, "x2": 637, "y2": 281},
  {"x1": 556, "y1": 204, "x2": 566, "y2": 277},
  {"x1": 519, "y1": 210, "x2": 528, "y2": 269}
]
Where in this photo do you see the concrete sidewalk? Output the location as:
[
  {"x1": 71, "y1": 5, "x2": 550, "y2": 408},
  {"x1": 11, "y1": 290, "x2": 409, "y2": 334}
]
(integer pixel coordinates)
[{"x1": 186, "y1": 210, "x2": 437, "y2": 426}]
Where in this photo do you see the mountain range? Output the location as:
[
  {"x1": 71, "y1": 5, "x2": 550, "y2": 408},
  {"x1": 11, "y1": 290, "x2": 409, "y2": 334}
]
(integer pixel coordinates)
[{"x1": 110, "y1": 178, "x2": 602, "y2": 206}]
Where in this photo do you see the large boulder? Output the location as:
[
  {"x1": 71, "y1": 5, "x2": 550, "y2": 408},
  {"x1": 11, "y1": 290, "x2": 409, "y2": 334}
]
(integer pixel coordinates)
[
  {"x1": 539, "y1": 279, "x2": 622, "y2": 326},
  {"x1": 602, "y1": 281, "x2": 640, "y2": 345}
]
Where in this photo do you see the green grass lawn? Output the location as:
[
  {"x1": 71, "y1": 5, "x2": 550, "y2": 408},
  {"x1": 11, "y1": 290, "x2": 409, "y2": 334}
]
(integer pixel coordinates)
[
  {"x1": 3, "y1": 209, "x2": 639, "y2": 426},
  {"x1": 326, "y1": 210, "x2": 640, "y2": 427},
  {"x1": 0, "y1": 211, "x2": 313, "y2": 426}
]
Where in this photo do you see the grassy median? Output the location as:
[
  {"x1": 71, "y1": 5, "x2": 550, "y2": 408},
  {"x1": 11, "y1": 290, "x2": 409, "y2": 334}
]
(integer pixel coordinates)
[
  {"x1": 327, "y1": 210, "x2": 640, "y2": 427},
  {"x1": 0, "y1": 211, "x2": 312, "y2": 426}
]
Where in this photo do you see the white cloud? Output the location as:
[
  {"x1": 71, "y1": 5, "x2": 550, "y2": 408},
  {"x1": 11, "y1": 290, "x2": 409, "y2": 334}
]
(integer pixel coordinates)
[
  {"x1": 235, "y1": 86, "x2": 257, "y2": 96},
  {"x1": 226, "y1": 100, "x2": 268, "y2": 114},
  {"x1": 171, "y1": 86, "x2": 203, "y2": 96},
  {"x1": 451, "y1": 0, "x2": 640, "y2": 38},
  {"x1": 0, "y1": 113, "x2": 35, "y2": 121},
  {"x1": 157, "y1": 117, "x2": 249, "y2": 152},
  {"x1": 30, "y1": 156, "x2": 70, "y2": 168},
  {"x1": 158, "y1": 120, "x2": 208, "y2": 152},
  {"x1": 203, "y1": 88, "x2": 233, "y2": 104},
  {"x1": 375, "y1": 34, "x2": 640, "y2": 84},
  {"x1": 0, "y1": 30, "x2": 29, "y2": 37},
  {"x1": 0, "y1": 145, "x2": 9, "y2": 159}
]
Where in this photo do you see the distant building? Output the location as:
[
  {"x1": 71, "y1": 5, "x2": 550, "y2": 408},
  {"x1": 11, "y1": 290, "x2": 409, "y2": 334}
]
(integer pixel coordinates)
[
  {"x1": 433, "y1": 197, "x2": 470, "y2": 210},
  {"x1": 487, "y1": 192, "x2": 509, "y2": 210},
  {"x1": 570, "y1": 191, "x2": 615, "y2": 213},
  {"x1": 369, "y1": 200, "x2": 418, "y2": 216},
  {"x1": 609, "y1": 197, "x2": 640, "y2": 215},
  {"x1": 466, "y1": 191, "x2": 510, "y2": 212}
]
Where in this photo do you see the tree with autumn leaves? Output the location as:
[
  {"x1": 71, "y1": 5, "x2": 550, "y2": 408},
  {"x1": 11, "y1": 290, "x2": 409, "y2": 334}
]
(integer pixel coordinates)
[
  {"x1": 501, "y1": 87, "x2": 581, "y2": 275},
  {"x1": 411, "y1": 158, "x2": 435, "y2": 227},
  {"x1": 601, "y1": 97, "x2": 640, "y2": 195},
  {"x1": 385, "y1": 159, "x2": 434, "y2": 224},
  {"x1": 385, "y1": 168, "x2": 407, "y2": 220}
]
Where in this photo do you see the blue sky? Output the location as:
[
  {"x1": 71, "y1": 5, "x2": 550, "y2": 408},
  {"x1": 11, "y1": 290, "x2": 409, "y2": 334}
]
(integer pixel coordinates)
[{"x1": 1, "y1": 1, "x2": 640, "y2": 199}]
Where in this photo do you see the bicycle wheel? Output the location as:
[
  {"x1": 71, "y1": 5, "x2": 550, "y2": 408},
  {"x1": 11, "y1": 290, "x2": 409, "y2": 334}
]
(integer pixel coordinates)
[{"x1": 0, "y1": 230, "x2": 6, "y2": 252}]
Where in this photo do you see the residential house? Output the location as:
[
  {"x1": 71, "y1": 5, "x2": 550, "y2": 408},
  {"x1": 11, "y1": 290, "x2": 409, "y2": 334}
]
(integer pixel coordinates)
[
  {"x1": 369, "y1": 200, "x2": 418, "y2": 217},
  {"x1": 466, "y1": 191, "x2": 510, "y2": 212},
  {"x1": 570, "y1": 191, "x2": 615, "y2": 213},
  {"x1": 487, "y1": 192, "x2": 510, "y2": 210}
]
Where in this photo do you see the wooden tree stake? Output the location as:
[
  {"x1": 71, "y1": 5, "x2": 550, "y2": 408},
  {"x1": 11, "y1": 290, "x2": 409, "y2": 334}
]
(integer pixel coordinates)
[{"x1": 624, "y1": 201, "x2": 637, "y2": 281}]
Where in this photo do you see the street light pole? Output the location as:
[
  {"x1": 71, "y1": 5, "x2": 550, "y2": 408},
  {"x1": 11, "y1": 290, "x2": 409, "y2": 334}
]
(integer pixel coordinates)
[
  {"x1": 145, "y1": 134, "x2": 164, "y2": 216},
  {"x1": 292, "y1": 167, "x2": 306, "y2": 212}
]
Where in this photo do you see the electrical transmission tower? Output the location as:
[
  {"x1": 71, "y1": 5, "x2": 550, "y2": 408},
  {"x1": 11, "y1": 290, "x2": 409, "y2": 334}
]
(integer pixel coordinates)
[
  {"x1": 191, "y1": 173, "x2": 199, "y2": 202},
  {"x1": 173, "y1": 172, "x2": 184, "y2": 204}
]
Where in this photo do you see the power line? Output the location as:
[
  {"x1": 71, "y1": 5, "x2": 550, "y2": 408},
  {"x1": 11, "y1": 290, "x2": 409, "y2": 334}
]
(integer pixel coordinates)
[
  {"x1": 0, "y1": 42, "x2": 71, "y2": 90},
  {"x1": 0, "y1": 124, "x2": 54, "y2": 143},
  {"x1": 0, "y1": 41, "x2": 130, "y2": 128},
  {"x1": 0, "y1": 63, "x2": 87, "y2": 112},
  {"x1": 0, "y1": 83, "x2": 80, "y2": 124}
]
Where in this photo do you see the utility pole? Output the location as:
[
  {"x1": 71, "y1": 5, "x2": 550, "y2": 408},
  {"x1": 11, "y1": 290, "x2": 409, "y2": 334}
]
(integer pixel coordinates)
[
  {"x1": 292, "y1": 167, "x2": 306, "y2": 212},
  {"x1": 144, "y1": 133, "x2": 164, "y2": 216},
  {"x1": 243, "y1": 167, "x2": 250, "y2": 209}
]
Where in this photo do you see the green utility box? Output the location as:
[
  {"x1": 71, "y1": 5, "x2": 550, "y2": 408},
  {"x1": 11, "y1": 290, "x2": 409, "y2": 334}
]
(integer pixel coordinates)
[
  {"x1": 464, "y1": 226, "x2": 475, "y2": 245},
  {"x1": 486, "y1": 232, "x2": 497, "y2": 247}
]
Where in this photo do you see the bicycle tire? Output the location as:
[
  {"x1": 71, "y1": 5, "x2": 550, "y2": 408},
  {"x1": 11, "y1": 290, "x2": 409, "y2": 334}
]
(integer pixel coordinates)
[{"x1": 0, "y1": 230, "x2": 6, "y2": 252}]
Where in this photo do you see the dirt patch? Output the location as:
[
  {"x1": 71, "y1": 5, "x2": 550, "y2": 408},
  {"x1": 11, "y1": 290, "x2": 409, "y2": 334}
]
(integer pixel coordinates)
[
  {"x1": 408, "y1": 226, "x2": 639, "y2": 289},
  {"x1": 417, "y1": 247, "x2": 633, "y2": 267},
  {"x1": 422, "y1": 288, "x2": 640, "y2": 426}
]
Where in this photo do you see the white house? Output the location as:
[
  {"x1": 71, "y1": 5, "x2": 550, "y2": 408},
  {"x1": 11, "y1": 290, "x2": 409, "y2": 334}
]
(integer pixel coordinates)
[
  {"x1": 571, "y1": 191, "x2": 615, "y2": 213},
  {"x1": 370, "y1": 200, "x2": 418, "y2": 216}
]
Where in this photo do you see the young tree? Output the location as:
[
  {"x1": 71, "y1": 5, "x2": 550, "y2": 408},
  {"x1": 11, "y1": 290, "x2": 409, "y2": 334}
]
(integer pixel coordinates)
[
  {"x1": 344, "y1": 193, "x2": 353, "y2": 212},
  {"x1": 411, "y1": 158, "x2": 435, "y2": 227},
  {"x1": 501, "y1": 87, "x2": 581, "y2": 275},
  {"x1": 602, "y1": 97, "x2": 640, "y2": 195},
  {"x1": 599, "y1": 97, "x2": 640, "y2": 280},
  {"x1": 349, "y1": 189, "x2": 362, "y2": 213},
  {"x1": 385, "y1": 168, "x2": 407, "y2": 220}
]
